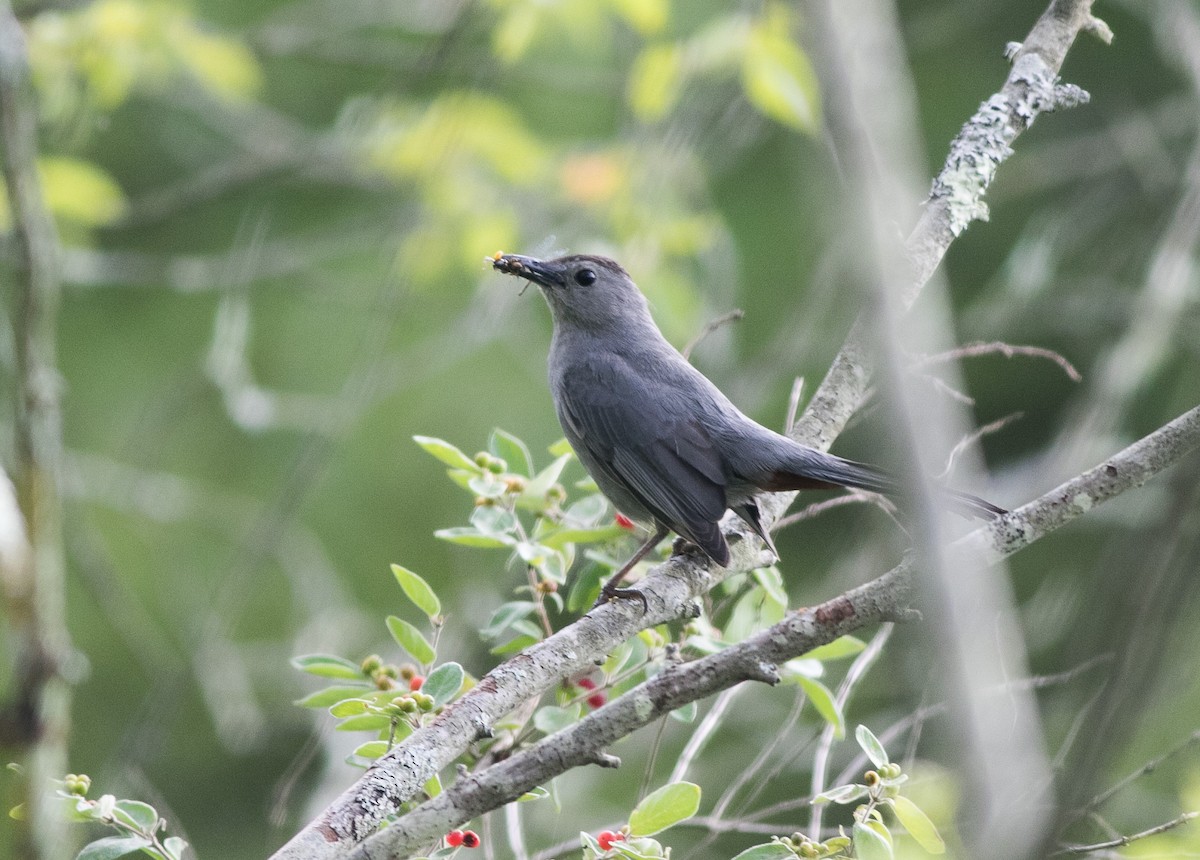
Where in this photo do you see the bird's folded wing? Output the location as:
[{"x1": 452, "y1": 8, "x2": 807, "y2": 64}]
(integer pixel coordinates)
[{"x1": 556, "y1": 364, "x2": 729, "y2": 561}]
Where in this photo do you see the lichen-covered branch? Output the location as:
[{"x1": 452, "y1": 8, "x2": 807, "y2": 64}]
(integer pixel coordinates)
[{"x1": 789, "y1": 0, "x2": 1108, "y2": 449}]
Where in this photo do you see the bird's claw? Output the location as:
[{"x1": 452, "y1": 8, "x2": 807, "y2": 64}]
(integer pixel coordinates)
[{"x1": 594, "y1": 584, "x2": 649, "y2": 614}]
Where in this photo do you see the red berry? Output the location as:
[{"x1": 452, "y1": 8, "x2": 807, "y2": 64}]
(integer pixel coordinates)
[
  {"x1": 587, "y1": 692, "x2": 607, "y2": 709},
  {"x1": 614, "y1": 513, "x2": 635, "y2": 530},
  {"x1": 409, "y1": 675, "x2": 424, "y2": 691},
  {"x1": 461, "y1": 830, "x2": 480, "y2": 848},
  {"x1": 576, "y1": 677, "x2": 597, "y2": 691},
  {"x1": 598, "y1": 830, "x2": 625, "y2": 851},
  {"x1": 446, "y1": 830, "x2": 464, "y2": 847}
]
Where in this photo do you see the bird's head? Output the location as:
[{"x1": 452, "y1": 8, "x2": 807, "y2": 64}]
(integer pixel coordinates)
[{"x1": 491, "y1": 252, "x2": 652, "y2": 333}]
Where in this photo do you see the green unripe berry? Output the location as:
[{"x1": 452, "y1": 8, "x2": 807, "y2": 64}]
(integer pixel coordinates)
[{"x1": 361, "y1": 654, "x2": 383, "y2": 674}]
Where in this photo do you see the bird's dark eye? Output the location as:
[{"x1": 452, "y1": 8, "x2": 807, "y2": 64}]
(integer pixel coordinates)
[{"x1": 574, "y1": 268, "x2": 596, "y2": 286}]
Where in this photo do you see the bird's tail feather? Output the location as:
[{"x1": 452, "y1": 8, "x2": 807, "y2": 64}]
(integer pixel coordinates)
[{"x1": 763, "y1": 450, "x2": 1006, "y2": 520}]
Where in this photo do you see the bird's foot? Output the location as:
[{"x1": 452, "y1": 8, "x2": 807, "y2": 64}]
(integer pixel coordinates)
[{"x1": 593, "y1": 584, "x2": 649, "y2": 614}]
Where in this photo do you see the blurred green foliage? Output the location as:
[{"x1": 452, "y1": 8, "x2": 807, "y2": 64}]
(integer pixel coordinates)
[{"x1": 1, "y1": 0, "x2": 1199, "y2": 857}]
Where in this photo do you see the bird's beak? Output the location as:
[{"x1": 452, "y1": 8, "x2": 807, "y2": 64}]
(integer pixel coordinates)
[{"x1": 490, "y1": 253, "x2": 564, "y2": 290}]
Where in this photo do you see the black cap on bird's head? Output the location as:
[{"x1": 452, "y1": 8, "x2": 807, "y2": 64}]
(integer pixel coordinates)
[{"x1": 491, "y1": 252, "x2": 652, "y2": 331}]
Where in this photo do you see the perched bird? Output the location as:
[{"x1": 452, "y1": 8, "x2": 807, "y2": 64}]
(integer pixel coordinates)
[{"x1": 492, "y1": 252, "x2": 1005, "y2": 606}]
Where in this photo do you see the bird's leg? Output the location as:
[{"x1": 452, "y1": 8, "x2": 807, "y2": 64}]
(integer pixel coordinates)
[{"x1": 595, "y1": 524, "x2": 669, "y2": 611}]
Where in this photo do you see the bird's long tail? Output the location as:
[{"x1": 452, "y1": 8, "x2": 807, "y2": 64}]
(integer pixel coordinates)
[{"x1": 762, "y1": 448, "x2": 1006, "y2": 520}]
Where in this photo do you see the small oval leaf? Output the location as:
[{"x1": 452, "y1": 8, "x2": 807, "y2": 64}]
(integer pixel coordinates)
[
  {"x1": 290, "y1": 654, "x2": 364, "y2": 680},
  {"x1": 294, "y1": 685, "x2": 373, "y2": 709},
  {"x1": 854, "y1": 821, "x2": 894, "y2": 860},
  {"x1": 798, "y1": 676, "x2": 844, "y2": 739},
  {"x1": 890, "y1": 795, "x2": 946, "y2": 854},
  {"x1": 77, "y1": 835, "x2": 153, "y2": 860},
  {"x1": 391, "y1": 564, "x2": 442, "y2": 619},
  {"x1": 628, "y1": 781, "x2": 701, "y2": 836},
  {"x1": 386, "y1": 616, "x2": 436, "y2": 665},
  {"x1": 423, "y1": 662, "x2": 465, "y2": 707},
  {"x1": 856, "y1": 724, "x2": 890, "y2": 768},
  {"x1": 413, "y1": 435, "x2": 481, "y2": 471}
]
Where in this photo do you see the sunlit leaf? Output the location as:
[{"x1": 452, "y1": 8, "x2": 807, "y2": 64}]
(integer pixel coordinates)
[
  {"x1": 174, "y1": 29, "x2": 262, "y2": 99},
  {"x1": 413, "y1": 436, "x2": 481, "y2": 471},
  {"x1": 391, "y1": 564, "x2": 442, "y2": 620},
  {"x1": 853, "y1": 821, "x2": 894, "y2": 860},
  {"x1": 890, "y1": 795, "x2": 946, "y2": 854},
  {"x1": 608, "y1": 0, "x2": 667, "y2": 34},
  {"x1": 294, "y1": 685, "x2": 373, "y2": 709},
  {"x1": 628, "y1": 44, "x2": 684, "y2": 121},
  {"x1": 798, "y1": 676, "x2": 844, "y2": 738},
  {"x1": 386, "y1": 616, "x2": 436, "y2": 665},
  {"x1": 111, "y1": 799, "x2": 157, "y2": 832},
  {"x1": 804, "y1": 635, "x2": 866, "y2": 662},
  {"x1": 434, "y1": 527, "x2": 514, "y2": 548},
  {"x1": 290, "y1": 654, "x2": 364, "y2": 680},
  {"x1": 38, "y1": 157, "x2": 126, "y2": 227},
  {"x1": 489, "y1": 428, "x2": 534, "y2": 476},
  {"x1": 353, "y1": 740, "x2": 390, "y2": 759},
  {"x1": 856, "y1": 724, "x2": 890, "y2": 768},
  {"x1": 628, "y1": 782, "x2": 701, "y2": 836},
  {"x1": 741, "y1": 9, "x2": 820, "y2": 133}
]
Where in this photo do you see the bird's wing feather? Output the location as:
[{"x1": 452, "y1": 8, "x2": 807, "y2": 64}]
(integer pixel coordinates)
[{"x1": 555, "y1": 357, "x2": 730, "y2": 563}]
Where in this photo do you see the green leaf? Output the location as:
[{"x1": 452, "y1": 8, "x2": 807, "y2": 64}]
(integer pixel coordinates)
[
  {"x1": 353, "y1": 740, "x2": 390, "y2": 759},
  {"x1": 490, "y1": 428, "x2": 534, "y2": 476},
  {"x1": 548, "y1": 437, "x2": 574, "y2": 458},
  {"x1": 386, "y1": 616, "x2": 436, "y2": 665},
  {"x1": 522, "y1": 454, "x2": 571, "y2": 500},
  {"x1": 290, "y1": 654, "x2": 365, "y2": 680},
  {"x1": 480, "y1": 601, "x2": 537, "y2": 639},
  {"x1": 424, "y1": 773, "x2": 442, "y2": 798},
  {"x1": 533, "y1": 704, "x2": 580, "y2": 736},
  {"x1": 413, "y1": 435, "x2": 482, "y2": 471},
  {"x1": 798, "y1": 676, "x2": 844, "y2": 738},
  {"x1": 856, "y1": 724, "x2": 890, "y2": 768},
  {"x1": 890, "y1": 795, "x2": 945, "y2": 854},
  {"x1": 854, "y1": 821, "x2": 894, "y2": 860},
  {"x1": 628, "y1": 44, "x2": 684, "y2": 121},
  {"x1": 329, "y1": 699, "x2": 370, "y2": 718},
  {"x1": 38, "y1": 157, "x2": 126, "y2": 227},
  {"x1": 335, "y1": 714, "x2": 394, "y2": 732},
  {"x1": 813, "y1": 783, "x2": 867, "y2": 804},
  {"x1": 628, "y1": 782, "x2": 701, "y2": 836},
  {"x1": 391, "y1": 564, "x2": 442, "y2": 620},
  {"x1": 752, "y1": 566, "x2": 789, "y2": 607},
  {"x1": 730, "y1": 844, "x2": 797, "y2": 860},
  {"x1": 294, "y1": 685, "x2": 373, "y2": 709},
  {"x1": 77, "y1": 835, "x2": 153, "y2": 860},
  {"x1": 163, "y1": 836, "x2": 189, "y2": 860},
  {"x1": 111, "y1": 799, "x2": 157, "y2": 833},
  {"x1": 518, "y1": 786, "x2": 550, "y2": 801},
  {"x1": 423, "y1": 662, "x2": 465, "y2": 707},
  {"x1": 804, "y1": 635, "x2": 866, "y2": 662},
  {"x1": 434, "y1": 527, "x2": 514, "y2": 548},
  {"x1": 541, "y1": 524, "x2": 625, "y2": 549},
  {"x1": 741, "y1": 11, "x2": 820, "y2": 133}
]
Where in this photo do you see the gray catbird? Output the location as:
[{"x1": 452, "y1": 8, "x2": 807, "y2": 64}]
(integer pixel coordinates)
[{"x1": 492, "y1": 252, "x2": 1005, "y2": 605}]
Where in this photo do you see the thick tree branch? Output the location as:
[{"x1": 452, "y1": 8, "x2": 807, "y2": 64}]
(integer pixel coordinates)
[
  {"x1": 353, "y1": 403, "x2": 1200, "y2": 859},
  {"x1": 271, "y1": 2, "x2": 1112, "y2": 857}
]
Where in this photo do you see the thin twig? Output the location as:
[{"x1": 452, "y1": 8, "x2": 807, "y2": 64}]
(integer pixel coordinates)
[
  {"x1": 682, "y1": 309, "x2": 745, "y2": 360},
  {"x1": 938, "y1": 412, "x2": 1025, "y2": 479},
  {"x1": 914, "y1": 341, "x2": 1083, "y2": 382},
  {"x1": 1054, "y1": 811, "x2": 1198, "y2": 855}
]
